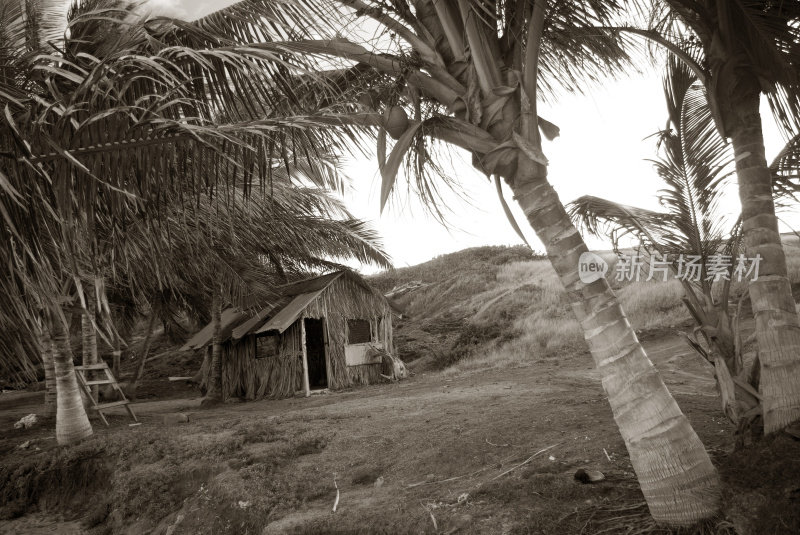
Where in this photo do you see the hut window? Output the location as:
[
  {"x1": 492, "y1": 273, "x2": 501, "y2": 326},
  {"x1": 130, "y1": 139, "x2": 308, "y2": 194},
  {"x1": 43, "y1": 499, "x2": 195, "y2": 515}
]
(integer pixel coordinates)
[
  {"x1": 347, "y1": 319, "x2": 371, "y2": 344},
  {"x1": 256, "y1": 334, "x2": 278, "y2": 359}
]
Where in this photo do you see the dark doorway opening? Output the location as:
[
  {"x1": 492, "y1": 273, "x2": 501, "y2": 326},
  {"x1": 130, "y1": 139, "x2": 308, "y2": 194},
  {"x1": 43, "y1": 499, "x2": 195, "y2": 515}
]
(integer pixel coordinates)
[{"x1": 304, "y1": 318, "x2": 328, "y2": 389}]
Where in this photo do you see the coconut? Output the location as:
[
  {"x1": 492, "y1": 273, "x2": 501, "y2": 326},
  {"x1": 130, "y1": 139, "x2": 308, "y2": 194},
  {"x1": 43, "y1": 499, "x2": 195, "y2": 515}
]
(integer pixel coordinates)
[{"x1": 384, "y1": 105, "x2": 409, "y2": 140}]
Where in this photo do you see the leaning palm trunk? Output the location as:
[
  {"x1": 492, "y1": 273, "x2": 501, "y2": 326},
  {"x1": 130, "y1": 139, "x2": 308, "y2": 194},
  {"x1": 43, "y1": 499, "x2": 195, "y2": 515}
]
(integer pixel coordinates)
[
  {"x1": 729, "y1": 92, "x2": 800, "y2": 433},
  {"x1": 203, "y1": 293, "x2": 223, "y2": 404},
  {"x1": 49, "y1": 313, "x2": 93, "y2": 445},
  {"x1": 39, "y1": 324, "x2": 57, "y2": 416},
  {"x1": 81, "y1": 298, "x2": 99, "y2": 401},
  {"x1": 506, "y1": 158, "x2": 720, "y2": 525}
]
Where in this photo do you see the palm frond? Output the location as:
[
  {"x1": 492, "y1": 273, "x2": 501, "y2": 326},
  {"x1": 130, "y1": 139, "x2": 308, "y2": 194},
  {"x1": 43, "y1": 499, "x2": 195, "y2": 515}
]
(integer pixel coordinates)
[
  {"x1": 651, "y1": 54, "x2": 735, "y2": 255},
  {"x1": 770, "y1": 131, "x2": 800, "y2": 207},
  {"x1": 1, "y1": 0, "x2": 395, "y2": 377},
  {"x1": 568, "y1": 194, "x2": 673, "y2": 251}
]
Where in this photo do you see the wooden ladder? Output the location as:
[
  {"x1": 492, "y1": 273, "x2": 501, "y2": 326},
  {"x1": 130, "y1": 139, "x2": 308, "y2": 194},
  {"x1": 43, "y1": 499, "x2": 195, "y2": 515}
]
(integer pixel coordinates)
[{"x1": 74, "y1": 363, "x2": 138, "y2": 426}]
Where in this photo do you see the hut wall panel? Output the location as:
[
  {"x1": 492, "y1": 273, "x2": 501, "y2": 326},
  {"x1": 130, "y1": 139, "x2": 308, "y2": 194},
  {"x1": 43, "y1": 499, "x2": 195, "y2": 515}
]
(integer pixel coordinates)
[
  {"x1": 222, "y1": 323, "x2": 303, "y2": 400},
  {"x1": 300, "y1": 277, "x2": 394, "y2": 390}
]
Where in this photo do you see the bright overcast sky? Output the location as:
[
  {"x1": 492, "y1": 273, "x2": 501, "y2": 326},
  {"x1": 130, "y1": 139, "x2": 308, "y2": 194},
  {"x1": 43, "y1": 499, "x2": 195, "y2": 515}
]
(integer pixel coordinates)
[{"x1": 139, "y1": 0, "x2": 797, "y2": 270}]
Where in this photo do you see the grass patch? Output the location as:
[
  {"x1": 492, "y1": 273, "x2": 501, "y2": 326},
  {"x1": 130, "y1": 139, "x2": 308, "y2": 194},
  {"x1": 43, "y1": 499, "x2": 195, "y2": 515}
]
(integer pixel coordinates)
[
  {"x1": 176, "y1": 428, "x2": 331, "y2": 534},
  {"x1": 0, "y1": 440, "x2": 110, "y2": 521},
  {"x1": 370, "y1": 245, "x2": 542, "y2": 295},
  {"x1": 0, "y1": 417, "x2": 333, "y2": 533},
  {"x1": 618, "y1": 279, "x2": 689, "y2": 332}
]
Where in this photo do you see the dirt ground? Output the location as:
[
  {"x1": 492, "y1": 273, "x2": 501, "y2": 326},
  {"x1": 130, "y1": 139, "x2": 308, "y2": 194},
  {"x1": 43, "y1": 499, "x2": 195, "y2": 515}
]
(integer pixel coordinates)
[{"x1": 1, "y1": 334, "x2": 799, "y2": 534}]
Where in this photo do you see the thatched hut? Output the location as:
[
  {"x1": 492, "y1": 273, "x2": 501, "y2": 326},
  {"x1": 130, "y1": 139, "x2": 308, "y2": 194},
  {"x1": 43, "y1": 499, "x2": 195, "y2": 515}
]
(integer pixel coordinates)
[{"x1": 181, "y1": 271, "x2": 403, "y2": 400}]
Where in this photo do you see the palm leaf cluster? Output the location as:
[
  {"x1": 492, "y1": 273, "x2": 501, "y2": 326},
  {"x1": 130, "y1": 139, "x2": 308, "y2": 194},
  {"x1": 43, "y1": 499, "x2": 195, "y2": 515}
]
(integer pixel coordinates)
[
  {"x1": 571, "y1": 56, "x2": 733, "y2": 267},
  {"x1": 204, "y1": 1, "x2": 636, "y2": 216},
  {"x1": 621, "y1": 1, "x2": 800, "y2": 138},
  {"x1": 0, "y1": 0, "x2": 392, "y2": 382},
  {"x1": 118, "y1": 185, "x2": 392, "y2": 318},
  {"x1": 570, "y1": 56, "x2": 800, "y2": 276}
]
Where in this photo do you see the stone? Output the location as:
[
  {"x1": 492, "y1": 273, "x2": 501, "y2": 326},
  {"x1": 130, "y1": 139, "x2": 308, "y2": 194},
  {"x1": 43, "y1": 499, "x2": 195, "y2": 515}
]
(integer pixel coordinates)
[{"x1": 14, "y1": 414, "x2": 38, "y2": 429}]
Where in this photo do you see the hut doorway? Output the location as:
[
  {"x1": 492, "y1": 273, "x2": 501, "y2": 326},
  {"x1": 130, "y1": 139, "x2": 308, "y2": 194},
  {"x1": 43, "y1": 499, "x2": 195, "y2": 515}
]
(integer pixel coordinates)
[{"x1": 304, "y1": 318, "x2": 328, "y2": 389}]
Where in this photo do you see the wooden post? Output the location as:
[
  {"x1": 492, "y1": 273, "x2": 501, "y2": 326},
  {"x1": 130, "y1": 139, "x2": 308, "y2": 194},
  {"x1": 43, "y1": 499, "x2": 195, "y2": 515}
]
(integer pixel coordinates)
[
  {"x1": 82, "y1": 298, "x2": 99, "y2": 402},
  {"x1": 300, "y1": 318, "x2": 311, "y2": 397},
  {"x1": 321, "y1": 317, "x2": 331, "y2": 388},
  {"x1": 387, "y1": 312, "x2": 394, "y2": 355},
  {"x1": 112, "y1": 350, "x2": 121, "y2": 379}
]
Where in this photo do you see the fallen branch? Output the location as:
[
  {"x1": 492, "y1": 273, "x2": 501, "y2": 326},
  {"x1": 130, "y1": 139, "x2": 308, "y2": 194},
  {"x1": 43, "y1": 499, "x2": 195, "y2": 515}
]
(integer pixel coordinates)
[
  {"x1": 426, "y1": 508, "x2": 437, "y2": 531},
  {"x1": 486, "y1": 437, "x2": 510, "y2": 447},
  {"x1": 332, "y1": 478, "x2": 340, "y2": 513},
  {"x1": 603, "y1": 448, "x2": 612, "y2": 462},
  {"x1": 406, "y1": 449, "x2": 523, "y2": 488},
  {"x1": 491, "y1": 443, "x2": 561, "y2": 481},
  {"x1": 145, "y1": 349, "x2": 175, "y2": 363}
]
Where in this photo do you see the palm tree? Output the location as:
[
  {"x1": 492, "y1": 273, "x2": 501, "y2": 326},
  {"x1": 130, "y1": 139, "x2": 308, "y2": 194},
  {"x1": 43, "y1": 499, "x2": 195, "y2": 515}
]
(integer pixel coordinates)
[
  {"x1": 570, "y1": 56, "x2": 800, "y2": 438},
  {"x1": 48, "y1": 309, "x2": 94, "y2": 445},
  {"x1": 606, "y1": 0, "x2": 800, "y2": 434},
  {"x1": 0, "y1": 0, "x2": 384, "y2": 444},
  {"x1": 38, "y1": 322, "x2": 57, "y2": 416},
  {"x1": 178, "y1": 0, "x2": 722, "y2": 524}
]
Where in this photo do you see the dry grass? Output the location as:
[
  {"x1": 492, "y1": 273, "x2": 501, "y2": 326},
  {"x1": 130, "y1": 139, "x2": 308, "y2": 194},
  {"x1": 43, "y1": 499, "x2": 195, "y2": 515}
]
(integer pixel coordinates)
[
  {"x1": 617, "y1": 279, "x2": 688, "y2": 331},
  {"x1": 444, "y1": 241, "x2": 800, "y2": 375},
  {"x1": 787, "y1": 250, "x2": 800, "y2": 285},
  {"x1": 444, "y1": 259, "x2": 690, "y2": 375},
  {"x1": 380, "y1": 241, "x2": 800, "y2": 375}
]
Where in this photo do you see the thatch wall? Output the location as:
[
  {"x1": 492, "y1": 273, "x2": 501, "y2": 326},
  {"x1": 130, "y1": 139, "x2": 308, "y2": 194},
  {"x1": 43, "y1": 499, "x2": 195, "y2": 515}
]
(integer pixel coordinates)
[
  {"x1": 219, "y1": 322, "x2": 303, "y2": 399},
  {"x1": 300, "y1": 276, "x2": 392, "y2": 389},
  {"x1": 212, "y1": 275, "x2": 394, "y2": 400}
]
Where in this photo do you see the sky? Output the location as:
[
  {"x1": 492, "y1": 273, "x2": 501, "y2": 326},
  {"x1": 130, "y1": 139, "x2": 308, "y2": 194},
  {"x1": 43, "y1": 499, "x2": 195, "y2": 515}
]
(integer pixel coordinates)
[{"x1": 139, "y1": 0, "x2": 798, "y2": 270}]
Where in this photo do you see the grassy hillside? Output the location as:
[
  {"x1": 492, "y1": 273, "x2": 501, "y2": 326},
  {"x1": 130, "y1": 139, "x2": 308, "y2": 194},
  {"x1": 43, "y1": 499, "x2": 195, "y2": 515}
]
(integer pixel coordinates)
[{"x1": 373, "y1": 236, "x2": 800, "y2": 375}]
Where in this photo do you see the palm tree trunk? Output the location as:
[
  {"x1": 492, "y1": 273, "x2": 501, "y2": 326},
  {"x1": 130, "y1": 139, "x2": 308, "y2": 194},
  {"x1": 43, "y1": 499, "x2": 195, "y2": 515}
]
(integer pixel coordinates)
[
  {"x1": 194, "y1": 346, "x2": 212, "y2": 393},
  {"x1": 729, "y1": 91, "x2": 800, "y2": 433},
  {"x1": 203, "y1": 292, "x2": 224, "y2": 404},
  {"x1": 128, "y1": 312, "x2": 158, "y2": 399},
  {"x1": 39, "y1": 324, "x2": 57, "y2": 417},
  {"x1": 49, "y1": 313, "x2": 93, "y2": 445},
  {"x1": 81, "y1": 298, "x2": 98, "y2": 402},
  {"x1": 505, "y1": 158, "x2": 720, "y2": 525}
]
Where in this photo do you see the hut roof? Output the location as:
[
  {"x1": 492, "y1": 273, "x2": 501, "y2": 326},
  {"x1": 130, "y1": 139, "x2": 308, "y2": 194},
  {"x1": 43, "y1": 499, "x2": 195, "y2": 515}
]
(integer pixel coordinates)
[
  {"x1": 253, "y1": 289, "x2": 326, "y2": 335},
  {"x1": 179, "y1": 308, "x2": 250, "y2": 351},
  {"x1": 279, "y1": 271, "x2": 344, "y2": 296},
  {"x1": 180, "y1": 270, "x2": 394, "y2": 350}
]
